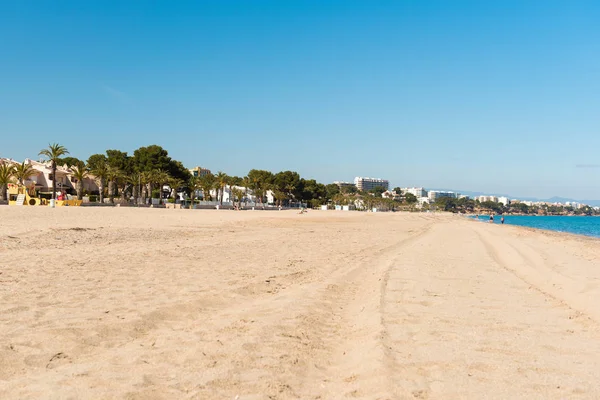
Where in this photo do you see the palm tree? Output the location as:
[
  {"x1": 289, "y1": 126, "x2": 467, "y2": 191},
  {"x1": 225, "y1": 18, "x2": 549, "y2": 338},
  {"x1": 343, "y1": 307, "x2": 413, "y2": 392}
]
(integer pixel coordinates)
[
  {"x1": 128, "y1": 171, "x2": 143, "y2": 205},
  {"x1": 198, "y1": 173, "x2": 215, "y2": 201},
  {"x1": 39, "y1": 143, "x2": 69, "y2": 200},
  {"x1": 139, "y1": 171, "x2": 153, "y2": 204},
  {"x1": 215, "y1": 171, "x2": 228, "y2": 205},
  {"x1": 213, "y1": 179, "x2": 222, "y2": 204},
  {"x1": 13, "y1": 162, "x2": 36, "y2": 185},
  {"x1": 147, "y1": 169, "x2": 169, "y2": 204},
  {"x1": 248, "y1": 174, "x2": 271, "y2": 208},
  {"x1": 0, "y1": 162, "x2": 15, "y2": 201},
  {"x1": 187, "y1": 176, "x2": 201, "y2": 209},
  {"x1": 105, "y1": 166, "x2": 122, "y2": 203},
  {"x1": 168, "y1": 177, "x2": 184, "y2": 203},
  {"x1": 231, "y1": 187, "x2": 245, "y2": 209},
  {"x1": 242, "y1": 176, "x2": 250, "y2": 206},
  {"x1": 89, "y1": 159, "x2": 108, "y2": 203},
  {"x1": 70, "y1": 161, "x2": 88, "y2": 200},
  {"x1": 116, "y1": 172, "x2": 131, "y2": 202}
]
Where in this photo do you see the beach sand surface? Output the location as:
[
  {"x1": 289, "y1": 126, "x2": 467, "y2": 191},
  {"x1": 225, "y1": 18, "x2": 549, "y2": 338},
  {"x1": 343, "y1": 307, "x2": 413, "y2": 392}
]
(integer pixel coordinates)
[{"x1": 1, "y1": 207, "x2": 599, "y2": 399}]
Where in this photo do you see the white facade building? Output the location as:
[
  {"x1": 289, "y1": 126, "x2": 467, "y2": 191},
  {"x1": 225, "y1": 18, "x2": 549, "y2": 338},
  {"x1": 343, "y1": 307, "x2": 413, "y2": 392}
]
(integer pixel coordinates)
[
  {"x1": 497, "y1": 196, "x2": 510, "y2": 206},
  {"x1": 428, "y1": 191, "x2": 458, "y2": 201},
  {"x1": 477, "y1": 195, "x2": 499, "y2": 203},
  {"x1": 401, "y1": 187, "x2": 428, "y2": 198},
  {"x1": 354, "y1": 177, "x2": 389, "y2": 191},
  {"x1": 1, "y1": 158, "x2": 99, "y2": 195},
  {"x1": 333, "y1": 181, "x2": 355, "y2": 190},
  {"x1": 381, "y1": 190, "x2": 402, "y2": 200},
  {"x1": 418, "y1": 197, "x2": 430, "y2": 205}
]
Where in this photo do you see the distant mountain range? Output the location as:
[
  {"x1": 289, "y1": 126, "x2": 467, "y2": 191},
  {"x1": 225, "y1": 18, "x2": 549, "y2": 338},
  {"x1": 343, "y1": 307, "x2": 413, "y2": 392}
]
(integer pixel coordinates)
[{"x1": 432, "y1": 189, "x2": 600, "y2": 207}]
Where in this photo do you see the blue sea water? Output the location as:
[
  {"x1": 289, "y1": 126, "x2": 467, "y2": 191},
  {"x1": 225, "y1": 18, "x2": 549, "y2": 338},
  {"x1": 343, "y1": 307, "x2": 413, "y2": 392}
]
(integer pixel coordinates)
[{"x1": 471, "y1": 215, "x2": 600, "y2": 238}]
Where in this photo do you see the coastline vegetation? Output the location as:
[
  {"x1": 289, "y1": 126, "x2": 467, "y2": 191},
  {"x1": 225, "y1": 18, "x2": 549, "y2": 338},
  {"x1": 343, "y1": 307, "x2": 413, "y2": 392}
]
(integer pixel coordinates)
[
  {"x1": 1, "y1": 144, "x2": 413, "y2": 209},
  {"x1": 434, "y1": 197, "x2": 599, "y2": 216},
  {"x1": 3, "y1": 143, "x2": 597, "y2": 214}
]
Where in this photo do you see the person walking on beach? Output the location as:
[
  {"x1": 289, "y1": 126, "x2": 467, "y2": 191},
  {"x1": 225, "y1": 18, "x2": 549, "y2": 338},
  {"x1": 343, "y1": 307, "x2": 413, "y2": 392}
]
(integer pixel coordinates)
[
  {"x1": 501, "y1": 216, "x2": 505, "y2": 224},
  {"x1": 489, "y1": 214, "x2": 494, "y2": 223}
]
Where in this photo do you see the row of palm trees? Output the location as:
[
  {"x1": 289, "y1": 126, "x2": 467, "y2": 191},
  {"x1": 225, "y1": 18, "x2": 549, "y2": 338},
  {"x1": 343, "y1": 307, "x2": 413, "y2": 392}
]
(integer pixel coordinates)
[
  {"x1": 0, "y1": 143, "x2": 188, "y2": 204},
  {"x1": 87, "y1": 164, "x2": 183, "y2": 205},
  {"x1": 188, "y1": 172, "x2": 256, "y2": 207},
  {"x1": 3, "y1": 141, "x2": 319, "y2": 206},
  {"x1": 3, "y1": 143, "x2": 379, "y2": 209}
]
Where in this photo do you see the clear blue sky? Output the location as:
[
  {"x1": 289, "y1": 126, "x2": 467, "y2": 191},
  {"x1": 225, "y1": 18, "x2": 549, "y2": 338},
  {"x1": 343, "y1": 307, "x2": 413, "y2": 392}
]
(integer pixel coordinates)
[{"x1": 1, "y1": 1, "x2": 599, "y2": 199}]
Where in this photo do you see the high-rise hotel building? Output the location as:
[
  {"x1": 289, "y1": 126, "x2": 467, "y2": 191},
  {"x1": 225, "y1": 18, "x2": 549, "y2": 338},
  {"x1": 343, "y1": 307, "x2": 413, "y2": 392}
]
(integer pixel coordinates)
[{"x1": 354, "y1": 177, "x2": 389, "y2": 191}]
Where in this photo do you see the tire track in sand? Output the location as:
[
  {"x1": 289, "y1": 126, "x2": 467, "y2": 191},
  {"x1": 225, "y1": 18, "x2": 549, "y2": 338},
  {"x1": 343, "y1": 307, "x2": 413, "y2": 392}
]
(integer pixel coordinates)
[
  {"x1": 473, "y1": 225, "x2": 600, "y2": 327},
  {"x1": 378, "y1": 219, "x2": 600, "y2": 399}
]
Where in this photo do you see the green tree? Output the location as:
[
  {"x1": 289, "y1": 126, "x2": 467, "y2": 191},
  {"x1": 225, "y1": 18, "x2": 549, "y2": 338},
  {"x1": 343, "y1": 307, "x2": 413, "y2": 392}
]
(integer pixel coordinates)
[
  {"x1": 241, "y1": 176, "x2": 251, "y2": 206},
  {"x1": 273, "y1": 170, "x2": 301, "y2": 206},
  {"x1": 13, "y1": 162, "x2": 36, "y2": 185},
  {"x1": 247, "y1": 169, "x2": 273, "y2": 207},
  {"x1": 39, "y1": 143, "x2": 69, "y2": 200},
  {"x1": 215, "y1": 171, "x2": 229, "y2": 205},
  {"x1": 405, "y1": 193, "x2": 418, "y2": 204},
  {"x1": 105, "y1": 165, "x2": 122, "y2": 203},
  {"x1": 57, "y1": 157, "x2": 82, "y2": 168},
  {"x1": 132, "y1": 145, "x2": 190, "y2": 183},
  {"x1": 187, "y1": 176, "x2": 201, "y2": 208},
  {"x1": 105, "y1": 149, "x2": 132, "y2": 201},
  {"x1": 148, "y1": 169, "x2": 170, "y2": 204},
  {"x1": 133, "y1": 145, "x2": 171, "y2": 174},
  {"x1": 168, "y1": 159, "x2": 192, "y2": 183},
  {"x1": 198, "y1": 173, "x2": 216, "y2": 201},
  {"x1": 70, "y1": 161, "x2": 88, "y2": 200},
  {"x1": 480, "y1": 200, "x2": 504, "y2": 214},
  {"x1": 168, "y1": 177, "x2": 185, "y2": 203},
  {"x1": 301, "y1": 179, "x2": 326, "y2": 207},
  {"x1": 231, "y1": 187, "x2": 245, "y2": 208},
  {"x1": 325, "y1": 183, "x2": 340, "y2": 200},
  {"x1": 435, "y1": 197, "x2": 459, "y2": 212},
  {"x1": 341, "y1": 185, "x2": 357, "y2": 194},
  {"x1": 87, "y1": 154, "x2": 108, "y2": 203},
  {"x1": 0, "y1": 161, "x2": 15, "y2": 201},
  {"x1": 228, "y1": 175, "x2": 243, "y2": 187},
  {"x1": 368, "y1": 186, "x2": 387, "y2": 197}
]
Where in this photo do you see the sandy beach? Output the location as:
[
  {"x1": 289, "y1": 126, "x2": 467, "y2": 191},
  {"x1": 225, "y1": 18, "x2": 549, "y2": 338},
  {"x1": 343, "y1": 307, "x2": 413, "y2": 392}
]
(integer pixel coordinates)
[{"x1": 1, "y1": 207, "x2": 600, "y2": 399}]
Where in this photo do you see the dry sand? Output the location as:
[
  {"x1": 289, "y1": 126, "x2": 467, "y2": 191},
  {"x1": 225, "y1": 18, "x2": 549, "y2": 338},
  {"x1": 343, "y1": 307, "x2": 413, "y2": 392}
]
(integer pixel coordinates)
[{"x1": 1, "y1": 207, "x2": 600, "y2": 399}]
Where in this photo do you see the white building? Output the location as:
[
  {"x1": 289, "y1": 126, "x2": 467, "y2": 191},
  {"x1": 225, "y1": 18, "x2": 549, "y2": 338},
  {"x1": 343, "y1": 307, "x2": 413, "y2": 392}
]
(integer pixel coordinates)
[
  {"x1": 205, "y1": 185, "x2": 255, "y2": 204},
  {"x1": 417, "y1": 197, "x2": 430, "y2": 205},
  {"x1": 401, "y1": 187, "x2": 427, "y2": 198},
  {"x1": 428, "y1": 190, "x2": 458, "y2": 201},
  {"x1": 1, "y1": 158, "x2": 99, "y2": 196},
  {"x1": 381, "y1": 190, "x2": 402, "y2": 200},
  {"x1": 477, "y1": 195, "x2": 499, "y2": 203},
  {"x1": 188, "y1": 166, "x2": 212, "y2": 178},
  {"x1": 333, "y1": 181, "x2": 355, "y2": 190},
  {"x1": 354, "y1": 177, "x2": 389, "y2": 191},
  {"x1": 497, "y1": 196, "x2": 510, "y2": 206}
]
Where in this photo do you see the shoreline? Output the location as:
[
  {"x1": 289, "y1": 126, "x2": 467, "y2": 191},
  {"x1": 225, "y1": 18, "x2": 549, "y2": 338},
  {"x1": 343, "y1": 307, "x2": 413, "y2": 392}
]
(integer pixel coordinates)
[{"x1": 464, "y1": 213, "x2": 600, "y2": 240}]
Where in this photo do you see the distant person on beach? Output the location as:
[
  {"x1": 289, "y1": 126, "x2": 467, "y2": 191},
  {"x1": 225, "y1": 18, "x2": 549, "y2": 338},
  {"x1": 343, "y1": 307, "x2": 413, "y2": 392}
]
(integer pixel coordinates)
[
  {"x1": 501, "y1": 216, "x2": 505, "y2": 224},
  {"x1": 489, "y1": 214, "x2": 494, "y2": 223}
]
